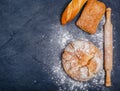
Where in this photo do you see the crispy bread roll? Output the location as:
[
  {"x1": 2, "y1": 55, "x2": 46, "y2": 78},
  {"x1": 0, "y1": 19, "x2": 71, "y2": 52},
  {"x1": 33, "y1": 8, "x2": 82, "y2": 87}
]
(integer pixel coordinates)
[
  {"x1": 61, "y1": 0, "x2": 87, "y2": 25},
  {"x1": 76, "y1": 0, "x2": 106, "y2": 34},
  {"x1": 62, "y1": 40, "x2": 102, "y2": 81}
]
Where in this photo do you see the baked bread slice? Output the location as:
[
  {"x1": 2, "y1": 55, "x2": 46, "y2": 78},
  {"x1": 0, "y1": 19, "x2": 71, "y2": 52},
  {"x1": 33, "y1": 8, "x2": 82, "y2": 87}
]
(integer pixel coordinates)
[{"x1": 76, "y1": 0, "x2": 106, "y2": 34}]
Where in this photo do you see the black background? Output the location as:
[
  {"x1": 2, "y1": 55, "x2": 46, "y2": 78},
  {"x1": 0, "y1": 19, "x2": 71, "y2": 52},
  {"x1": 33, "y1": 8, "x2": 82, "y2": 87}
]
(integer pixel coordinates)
[{"x1": 0, "y1": 0, "x2": 120, "y2": 91}]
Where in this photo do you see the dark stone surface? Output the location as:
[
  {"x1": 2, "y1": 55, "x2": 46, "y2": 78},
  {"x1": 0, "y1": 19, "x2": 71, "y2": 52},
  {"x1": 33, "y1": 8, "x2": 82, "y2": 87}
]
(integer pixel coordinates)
[{"x1": 0, "y1": 0, "x2": 120, "y2": 91}]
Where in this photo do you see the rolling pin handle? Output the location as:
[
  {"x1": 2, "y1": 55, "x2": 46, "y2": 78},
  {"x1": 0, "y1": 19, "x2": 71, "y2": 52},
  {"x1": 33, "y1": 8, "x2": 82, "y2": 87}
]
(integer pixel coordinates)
[
  {"x1": 105, "y1": 70, "x2": 111, "y2": 87},
  {"x1": 106, "y1": 8, "x2": 111, "y2": 22}
]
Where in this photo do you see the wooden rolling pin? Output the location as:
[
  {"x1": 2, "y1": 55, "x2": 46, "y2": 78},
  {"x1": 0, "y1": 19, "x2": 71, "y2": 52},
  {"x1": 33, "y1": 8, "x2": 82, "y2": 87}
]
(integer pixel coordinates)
[{"x1": 104, "y1": 8, "x2": 113, "y2": 87}]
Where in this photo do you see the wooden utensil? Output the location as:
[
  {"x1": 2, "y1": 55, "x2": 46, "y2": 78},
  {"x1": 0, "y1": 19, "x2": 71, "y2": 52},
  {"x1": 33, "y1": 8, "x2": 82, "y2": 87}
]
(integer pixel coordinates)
[{"x1": 104, "y1": 8, "x2": 113, "y2": 87}]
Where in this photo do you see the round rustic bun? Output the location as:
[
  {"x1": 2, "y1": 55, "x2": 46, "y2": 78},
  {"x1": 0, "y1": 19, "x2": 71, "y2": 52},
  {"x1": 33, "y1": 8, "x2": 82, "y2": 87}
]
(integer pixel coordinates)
[{"x1": 62, "y1": 40, "x2": 102, "y2": 81}]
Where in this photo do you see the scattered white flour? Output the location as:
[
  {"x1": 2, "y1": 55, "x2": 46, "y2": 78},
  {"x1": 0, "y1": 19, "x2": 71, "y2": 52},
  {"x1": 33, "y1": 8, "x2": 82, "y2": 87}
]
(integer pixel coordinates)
[{"x1": 49, "y1": 16, "x2": 110, "y2": 91}]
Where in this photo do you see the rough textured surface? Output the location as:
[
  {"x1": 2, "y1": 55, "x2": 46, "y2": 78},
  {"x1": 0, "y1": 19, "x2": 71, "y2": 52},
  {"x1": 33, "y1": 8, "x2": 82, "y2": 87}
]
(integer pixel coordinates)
[
  {"x1": 62, "y1": 40, "x2": 102, "y2": 81},
  {"x1": 76, "y1": 0, "x2": 106, "y2": 34},
  {"x1": 0, "y1": 0, "x2": 120, "y2": 91}
]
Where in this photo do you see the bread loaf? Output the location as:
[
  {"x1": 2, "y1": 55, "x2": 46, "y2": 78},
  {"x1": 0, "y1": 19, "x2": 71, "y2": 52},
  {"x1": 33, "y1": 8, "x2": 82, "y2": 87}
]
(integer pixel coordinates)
[
  {"x1": 62, "y1": 40, "x2": 103, "y2": 81},
  {"x1": 61, "y1": 0, "x2": 87, "y2": 25},
  {"x1": 76, "y1": 0, "x2": 106, "y2": 34}
]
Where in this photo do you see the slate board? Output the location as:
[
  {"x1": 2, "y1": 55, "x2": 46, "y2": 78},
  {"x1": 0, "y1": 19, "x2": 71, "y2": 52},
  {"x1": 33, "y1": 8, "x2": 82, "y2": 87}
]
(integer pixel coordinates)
[{"x1": 0, "y1": 0, "x2": 120, "y2": 91}]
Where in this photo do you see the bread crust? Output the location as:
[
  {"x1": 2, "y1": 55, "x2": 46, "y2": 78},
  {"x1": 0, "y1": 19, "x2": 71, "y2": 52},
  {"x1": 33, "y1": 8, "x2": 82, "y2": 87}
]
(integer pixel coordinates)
[
  {"x1": 76, "y1": 0, "x2": 106, "y2": 34},
  {"x1": 62, "y1": 40, "x2": 102, "y2": 81},
  {"x1": 61, "y1": 0, "x2": 87, "y2": 25}
]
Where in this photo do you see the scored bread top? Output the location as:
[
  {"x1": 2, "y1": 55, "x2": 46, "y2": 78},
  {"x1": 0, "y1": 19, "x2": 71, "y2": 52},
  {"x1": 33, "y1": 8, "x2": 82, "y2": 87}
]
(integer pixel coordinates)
[{"x1": 62, "y1": 40, "x2": 102, "y2": 81}]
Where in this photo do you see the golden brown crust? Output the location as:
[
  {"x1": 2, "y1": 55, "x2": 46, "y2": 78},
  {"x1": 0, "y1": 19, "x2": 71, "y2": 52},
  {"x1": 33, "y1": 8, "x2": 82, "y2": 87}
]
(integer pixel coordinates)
[
  {"x1": 61, "y1": 0, "x2": 87, "y2": 25},
  {"x1": 62, "y1": 40, "x2": 102, "y2": 81},
  {"x1": 76, "y1": 0, "x2": 106, "y2": 34}
]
